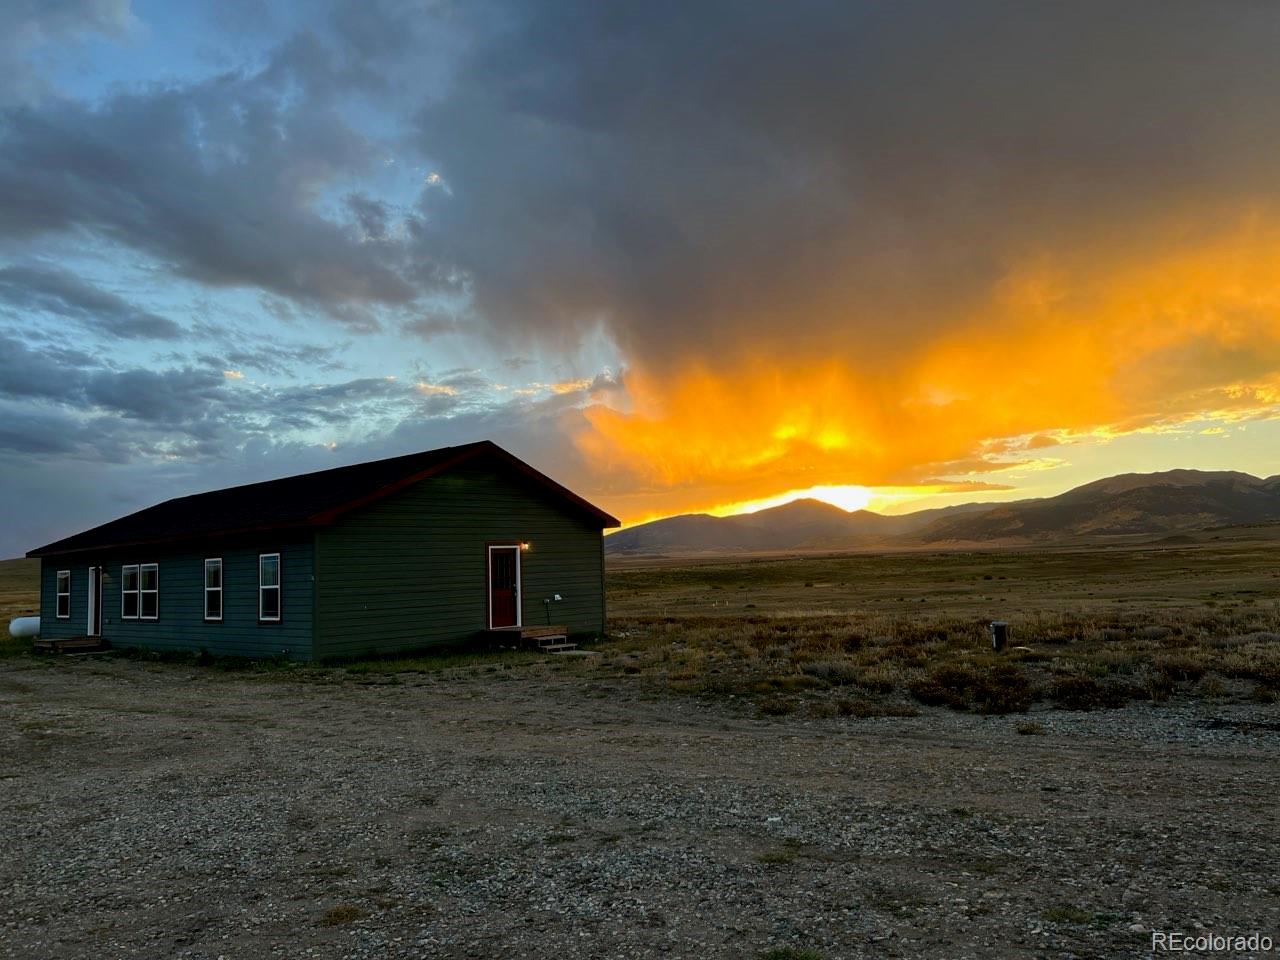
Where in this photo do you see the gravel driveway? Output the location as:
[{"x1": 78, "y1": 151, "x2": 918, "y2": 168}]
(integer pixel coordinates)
[{"x1": 2, "y1": 657, "x2": 1278, "y2": 959}]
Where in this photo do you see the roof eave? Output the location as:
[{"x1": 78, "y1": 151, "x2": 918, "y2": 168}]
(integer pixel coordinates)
[{"x1": 26, "y1": 519, "x2": 316, "y2": 559}]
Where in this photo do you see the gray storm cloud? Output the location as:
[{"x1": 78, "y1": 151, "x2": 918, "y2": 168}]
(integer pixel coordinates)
[
  {"x1": 6, "y1": 1, "x2": 1280, "y2": 361},
  {"x1": 1, "y1": 0, "x2": 131, "y2": 105},
  {"x1": 411, "y1": 0, "x2": 1280, "y2": 367},
  {"x1": 0, "y1": 265, "x2": 181, "y2": 339},
  {"x1": 0, "y1": 32, "x2": 419, "y2": 329}
]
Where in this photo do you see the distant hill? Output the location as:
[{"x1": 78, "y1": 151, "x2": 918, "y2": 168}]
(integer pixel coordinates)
[
  {"x1": 605, "y1": 469, "x2": 1280, "y2": 554},
  {"x1": 605, "y1": 496, "x2": 991, "y2": 553},
  {"x1": 915, "y1": 469, "x2": 1280, "y2": 543}
]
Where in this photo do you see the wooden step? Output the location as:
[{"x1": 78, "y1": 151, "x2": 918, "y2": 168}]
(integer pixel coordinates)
[
  {"x1": 483, "y1": 624, "x2": 568, "y2": 638},
  {"x1": 484, "y1": 624, "x2": 572, "y2": 650},
  {"x1": 539, "y1": 641, "x2": 577, "y2": 653},
  {"x1": 520, "y1": 625, "x2": 570, "y2": 640},
  {"x1": 60, "y1": 637, "x2": 106, "y2": 651}
]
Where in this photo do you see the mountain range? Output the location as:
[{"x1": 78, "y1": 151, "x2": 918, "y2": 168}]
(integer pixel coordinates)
[{"x1": 604, "y1": 469, "x2": 1280, "y2": 554}]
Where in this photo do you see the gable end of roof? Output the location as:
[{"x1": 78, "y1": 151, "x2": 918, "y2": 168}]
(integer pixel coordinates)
[{"x1": 27, "y1": 440, "x2": 619, "y2": 557}]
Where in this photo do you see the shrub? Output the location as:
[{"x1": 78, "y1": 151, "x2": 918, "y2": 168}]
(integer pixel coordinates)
[
  {"x1": 319, "y1": 904, "x2": 365, "y2": 926},
  {"x1": 908, "y1": 664, "x2": 978, "y2": 709},
  {"x1": 856, "y1": 662, "x2": 904, "y2": 694},
  {"x1": 835, "y1": 697, "x2": 919, "y2": 718},
  {"x1": 971, "y1": 664, "x2": 1033, "y2": 714},
  {"x1": 840, "y1": 633, "x2": 866, "y2": 652},
  {"x1": 1195, "y1": 677, "x2": 1226, "y2": 699},
  {"x1": 0, "y1": 635, "x2": 35, "y2": 658},
  {"x1": 758, "y1": 696, "x2": 797, "y2": 716},
  {"x1": 909, "y1": 663, "x2": 1031, "y2": 714},
  {"x1": 1218, "y1": 644, "x2": 1280, "y2": 688},
  {"x1": 768, "y1": 674, "x2": 824, "y2": 692},
  {"x1": 1050, "y1": 674, "x2": 1134, "y2": 711},
  {"x1": 1038, "y1": 632, "x2": 1073, "y2": 646},
  {"x1": 800, "y1": 660, "x2": 862, "y2": 685},
  {"x1": 1239, "y1": 631, "x2": 1280, "y2": 644},
  {"x1": 1151, "y1": 651, "x2": 1208, "y2": 683}
]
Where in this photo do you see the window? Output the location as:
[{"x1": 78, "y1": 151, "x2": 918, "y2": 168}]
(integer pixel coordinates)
[
  {"x1": 56, "y1": 570, "x2": 71, "y2": 618},
  {"x1": 121, "y1": 564, "x2": 139, "y2": 618},
  {"x1": 140, "y1": 564, "x2": 158, "y2": 619},
  {"x1": 204, "y1": 558, "x2": 223, "y2": 621},
  {"x1": 259, "y1": 553, "x2": 281, "y2": 622}
]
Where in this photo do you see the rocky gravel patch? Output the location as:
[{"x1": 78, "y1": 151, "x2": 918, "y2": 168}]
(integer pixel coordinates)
[{"x1": 1, "y1": 657, "x2": 1278, "y2": 959}]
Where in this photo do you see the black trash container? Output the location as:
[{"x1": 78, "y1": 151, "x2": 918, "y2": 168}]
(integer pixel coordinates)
[{"x1": 989, "y1": 620, "x2": 1009, "y2": 651}]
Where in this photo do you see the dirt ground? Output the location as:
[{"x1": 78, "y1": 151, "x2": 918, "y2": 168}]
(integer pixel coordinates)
[{"x1": 2, "y1": 655, "x2": 1278, "y2": 960}]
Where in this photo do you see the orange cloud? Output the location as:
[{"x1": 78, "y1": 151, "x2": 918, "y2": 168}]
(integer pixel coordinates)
[{"x1": 575, "y1": 213, "x2": 1280, "y2": 522}]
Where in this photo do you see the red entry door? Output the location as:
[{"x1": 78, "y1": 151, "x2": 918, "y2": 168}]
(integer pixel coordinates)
[{"x1": 488, "y1": 547, "x2": 519, "y2": 628}]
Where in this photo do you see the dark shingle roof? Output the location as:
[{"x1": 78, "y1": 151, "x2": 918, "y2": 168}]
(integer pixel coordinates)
[{"x1": 28, "y1": 440, "x2": 619, "y2": 557}]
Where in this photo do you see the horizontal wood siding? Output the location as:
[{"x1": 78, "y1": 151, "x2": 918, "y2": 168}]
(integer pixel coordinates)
[
  {"x1": 315, "y1": 465, "x2": 605, "y2": 659},
  {"x1": 38, "y1": 540, "x2": 314, "y2": 659}
]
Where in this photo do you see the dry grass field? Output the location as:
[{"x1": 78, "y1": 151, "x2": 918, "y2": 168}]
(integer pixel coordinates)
[
  {"x1": 600, "y1": 529, "x2": 1280, "y2": 717},
  {"x1": 0, "y1": 557, "x2": 37, "y2": 628}
]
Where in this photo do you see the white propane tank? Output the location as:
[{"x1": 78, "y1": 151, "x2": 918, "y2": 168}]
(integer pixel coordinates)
[{"x1": 8, "y1": 616, "x2": 39, "y2": 639}]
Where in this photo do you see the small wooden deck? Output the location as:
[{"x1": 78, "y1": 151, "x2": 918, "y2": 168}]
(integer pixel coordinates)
[
  {"x1": 483, "y1": 624, "x2": 576, "y2": 653},
  {"x1": 33, "y1": 636, "x2": 109, "y2": 654}
]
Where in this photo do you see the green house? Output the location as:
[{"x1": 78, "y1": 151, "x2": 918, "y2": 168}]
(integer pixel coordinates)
[{"x1": 27, "y1": 441, "x2": 620, "y2": 660}]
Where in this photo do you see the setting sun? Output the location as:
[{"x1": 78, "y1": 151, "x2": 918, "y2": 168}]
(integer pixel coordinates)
[{"x1": 709, "y1": 484, "x2": 874, "y2": 518}]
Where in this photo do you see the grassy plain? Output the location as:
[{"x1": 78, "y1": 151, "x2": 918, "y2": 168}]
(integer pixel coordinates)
[
  {"x1": 4, "y1": 527, "x2": 1279, "y2": 714},
  {"x1": 0, "y1": 556, "x2": 38, "y2": 630},
  {"x1": 602, "y1": 527, "x2": 1280, "y2": 714}
]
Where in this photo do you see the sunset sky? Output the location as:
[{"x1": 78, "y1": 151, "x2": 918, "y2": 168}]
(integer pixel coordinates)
[{"x1": 4, "y1": 1, "x2": 1280, "y2": 556}]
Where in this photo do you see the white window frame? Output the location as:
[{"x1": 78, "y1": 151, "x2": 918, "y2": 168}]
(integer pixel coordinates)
[
  {"x1": 259, "y1": 553, "x2": 281, "y2": 622},
  {"x1": 204, "y1": 558, "x2": 223, "y2": 622},
  {"x1": 121, "y1": 564, "x2": 139, "y2": 619},
  {"x1": 139, "y1": 563, "x2": 159, "y2": 620},
  {"x1": 55, "y1": 570, "x2": 71, "y2": 619}
]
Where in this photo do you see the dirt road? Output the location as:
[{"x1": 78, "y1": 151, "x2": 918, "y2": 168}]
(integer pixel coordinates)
[{"x1": 2, "y1": 657, "x2": 1277, "y2": 959}]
